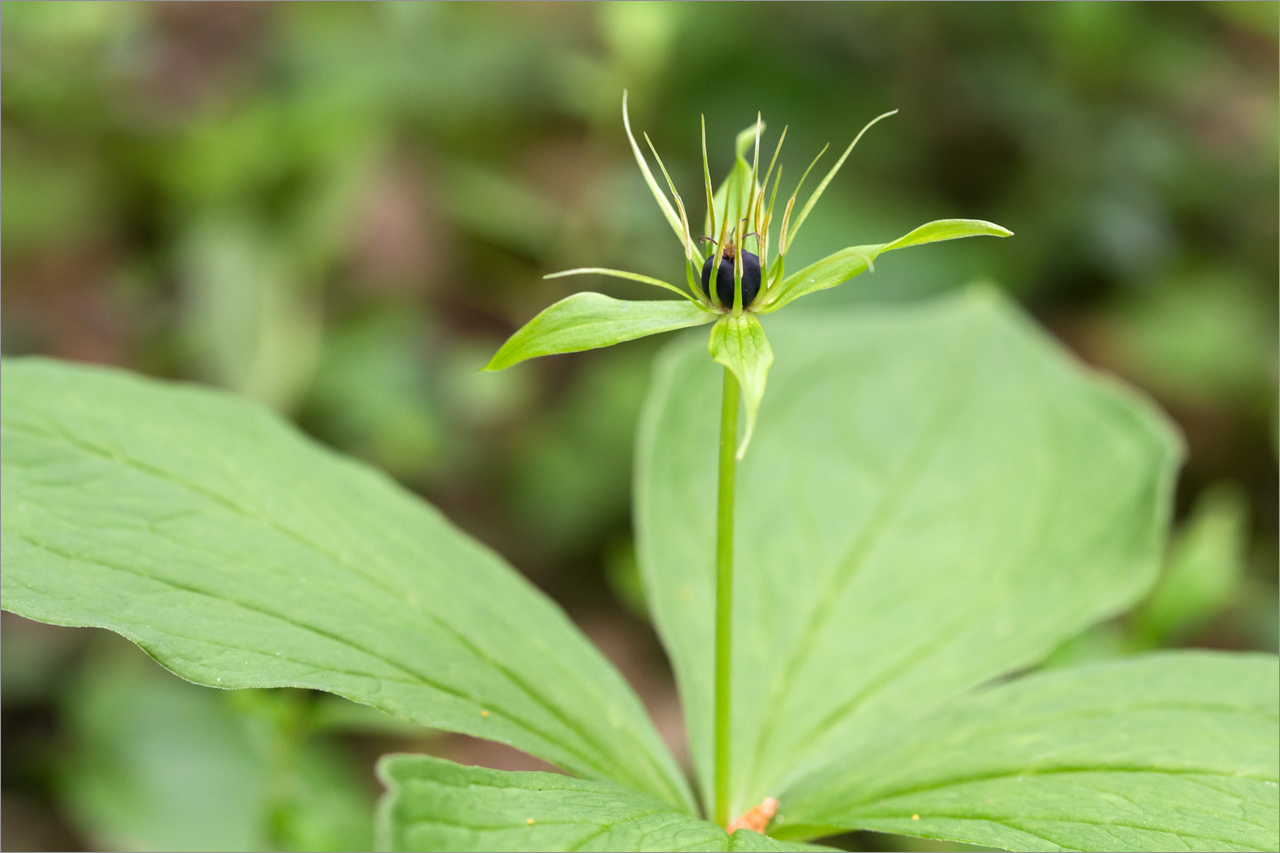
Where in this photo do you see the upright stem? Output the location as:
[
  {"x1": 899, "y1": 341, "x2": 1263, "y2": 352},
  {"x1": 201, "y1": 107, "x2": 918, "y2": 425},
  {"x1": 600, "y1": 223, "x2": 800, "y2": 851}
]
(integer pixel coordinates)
[{"x1": 714, "y1": 365, "x2": 740, "y2": 827}]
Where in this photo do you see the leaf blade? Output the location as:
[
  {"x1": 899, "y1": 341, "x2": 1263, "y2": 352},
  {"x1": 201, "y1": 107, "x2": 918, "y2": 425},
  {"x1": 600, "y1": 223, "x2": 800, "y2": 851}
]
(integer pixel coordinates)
[
  {"x1": 377, "y1": 754, "x2": 829, "y2": 852},
  {"x1": 485, "y1": 293, "x2": 714, "y2": 371},
  {"x1": 1, "y1": 358, "x2": 692, "y2": 810},
  {"x1": 636, "y1": 291, "x2": 1181, "y2": 816},
  {"x1": 776, "y1": 651, "x2": 1280, "y2": 853},
  {"x1": 1132, "y1": 483, "x2": 1248, "y2": 646}
]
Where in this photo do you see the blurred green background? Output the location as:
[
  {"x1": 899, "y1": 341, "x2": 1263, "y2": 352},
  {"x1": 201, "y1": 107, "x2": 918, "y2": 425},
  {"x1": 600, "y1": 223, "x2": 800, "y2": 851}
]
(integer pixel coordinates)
[{"x1": 2, "y1": 3, "x2": 1276, "y2": 851}]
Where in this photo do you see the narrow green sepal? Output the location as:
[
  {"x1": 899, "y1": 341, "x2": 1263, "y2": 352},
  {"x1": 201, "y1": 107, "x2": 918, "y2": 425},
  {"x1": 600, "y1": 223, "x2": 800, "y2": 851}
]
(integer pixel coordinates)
[
  {"x1": 760, "y1": 218, "x2": 1013, "y2": 313},
  {"x1": 486, "y1": 292, "x2": 715, "y2": 371},
  {"x1": 879, "y1": 217, "x2": 1013, "y2": 252},
  {"x1": 708, "y1": 314, "x2": 773, "y2": 459},
  {"x1": 545, "y1": 267, "x2": 701, "y2": 303}
]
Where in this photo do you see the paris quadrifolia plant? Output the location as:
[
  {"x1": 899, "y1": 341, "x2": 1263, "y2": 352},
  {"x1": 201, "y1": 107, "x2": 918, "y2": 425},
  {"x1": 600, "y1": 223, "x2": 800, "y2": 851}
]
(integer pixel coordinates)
[
  {"x1": 2, "y1": 91, "x2": 1276, "y2": 853},
  {"x1": 486, "y1": 92, "x2": 1011, "y2": 461},
  {"x1": 487, "y1": 91, "x2": 1012, "y2": 830}
]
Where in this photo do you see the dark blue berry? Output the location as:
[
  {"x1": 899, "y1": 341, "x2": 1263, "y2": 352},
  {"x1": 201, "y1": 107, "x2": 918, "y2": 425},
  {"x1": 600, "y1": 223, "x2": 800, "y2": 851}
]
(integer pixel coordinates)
[{"x1": 700, "y1": 250, "x2": 761, "y2": 308}]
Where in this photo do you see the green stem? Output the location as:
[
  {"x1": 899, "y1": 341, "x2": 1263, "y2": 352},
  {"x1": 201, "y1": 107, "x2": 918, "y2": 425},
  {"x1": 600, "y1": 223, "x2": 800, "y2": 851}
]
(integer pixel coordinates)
[{"x1": 714, "y1": 365, "x2": 740, "y2": 826}]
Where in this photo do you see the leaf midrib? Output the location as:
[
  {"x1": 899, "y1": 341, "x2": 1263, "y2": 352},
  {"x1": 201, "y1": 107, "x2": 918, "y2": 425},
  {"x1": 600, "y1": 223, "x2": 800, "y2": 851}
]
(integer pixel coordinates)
[
  {"x1": 14, "y1": 531, "x2": 620, "y2": 771},
  {"x1": 740, "y1": 321, "x2": 984, "y2": 798}
]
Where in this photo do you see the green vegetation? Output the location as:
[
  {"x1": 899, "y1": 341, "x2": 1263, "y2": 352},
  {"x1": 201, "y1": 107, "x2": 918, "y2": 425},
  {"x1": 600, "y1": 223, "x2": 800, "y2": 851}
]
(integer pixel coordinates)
[{"x1": 2, "y1": 4, "x2": 1276, "y2": 852}]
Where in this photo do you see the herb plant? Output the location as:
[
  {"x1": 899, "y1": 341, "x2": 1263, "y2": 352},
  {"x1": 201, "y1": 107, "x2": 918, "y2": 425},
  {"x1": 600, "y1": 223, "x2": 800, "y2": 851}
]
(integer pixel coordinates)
[{"x1": 2, "y1": 95, "x2": 1276, "y2": 853}]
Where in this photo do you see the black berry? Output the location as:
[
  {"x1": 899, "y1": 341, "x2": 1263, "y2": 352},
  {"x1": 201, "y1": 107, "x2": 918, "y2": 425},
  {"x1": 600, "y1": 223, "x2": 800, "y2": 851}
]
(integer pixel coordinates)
[{"x1": 701, "y1": 251, "x2": 761, "y2": 308}]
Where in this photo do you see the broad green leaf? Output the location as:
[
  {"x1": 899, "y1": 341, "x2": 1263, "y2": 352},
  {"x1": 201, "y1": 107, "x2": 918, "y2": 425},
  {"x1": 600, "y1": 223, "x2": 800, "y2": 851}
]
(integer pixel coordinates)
[
  {"x1": 1132, "y1": 483, "x2": 1248, "y2": 646},
  {"x1": 378, "y1": 754, "x2": 832, "y2": 852},
  {"x1": 775, "y1": 651, "x2": 1280, "y2": 852},
  {"x1": 1045, "y1": 483, "x2": 1251, "y2": 669},
  {"x1": 760, "y1": 219, "x2": 1013, "y2": 313},
  {"x1": 0, "y1": 358, "x2": 692, "y2": 811},
  {"x1": 485, "y1": 292, "x2": 714, "y2": 372},
  {"x1": 636, "y1": 290, "x2": 1181, "y2": 817},
  {"x1": 708, "y1": 314, "x2": 774, "y2": 460}
]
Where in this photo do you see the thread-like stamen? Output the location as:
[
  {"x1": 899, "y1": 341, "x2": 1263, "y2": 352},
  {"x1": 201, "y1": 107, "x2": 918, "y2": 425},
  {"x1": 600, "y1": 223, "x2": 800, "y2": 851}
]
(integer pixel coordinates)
[
  {"x1": 644, "y1": 132, "x2": 694, "y2": 261},
  {"x1": 701, "y1": 115, "x2": 717, "y2": 247}
]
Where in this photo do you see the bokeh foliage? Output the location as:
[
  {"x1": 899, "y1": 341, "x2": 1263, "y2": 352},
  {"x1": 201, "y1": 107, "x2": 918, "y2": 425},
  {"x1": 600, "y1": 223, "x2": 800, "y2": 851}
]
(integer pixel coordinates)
[{"x1": 2, "y1": 3, "x2": 1275, "y2": 851}]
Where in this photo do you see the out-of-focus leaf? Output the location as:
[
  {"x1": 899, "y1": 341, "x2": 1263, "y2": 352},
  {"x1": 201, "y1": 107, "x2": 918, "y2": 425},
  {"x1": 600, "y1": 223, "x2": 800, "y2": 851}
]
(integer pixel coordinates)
[
  {"x1": 0, "y1": 358, "x2": 692, "y2": 811},
  {"x1": 1107, "y1": 273, "x2": 1280, "y2": 408},
  {"x1": 377, "y1": 754, "x2": 831, "y2": 853},
  {"x1": 508, "y1": 345, "x2": 654, "y2": 562},
  {"x1": 1039, "y1": 622, "x2": 1129, "y2": 671},
  {"x1": 1132, "y1": 483, "x2": 1249, "y2": 646},
  {"x1": 0, "y1": 612, "x2": 85, "y2": 707},
  {"x1": 0, "y1": 134, "x2": 107, "y2": 254},
  {"x1": 776, "y1": 652, "x2": 1279, "y2": 852},
  {"x1": 485, "y1": 292, "x2": 713, "y2": 372},
  {"x1": 637, "y1": 290, "x2": 1181, "y2": 816},
  {"x1": 308, "y1": 694, "x2": 434, "y2": 737},
  {"x1": 60, "y1": 641, "x2": 374, "y2": 852},
  {"x1": 437, "y1": 158, "x2": 564, "y2": 261},
  {"x1": 708, "y1": 313, "x2": 773, "y2": 459},
  {"x1": 604, "y1": 538, "x2": 649, "y2": 620},
  {"x1": 60, "y1": 645, "x2": 266, "y2": 852},
  {"x1": 178, "y1": 216, "x2": 322, "y2": 412},
  {"x1": 761, "y1": 220, "x2": 1012, "y2": 312},
  {"x1": 1045, "y1": 482, "x2": 1252, "y2": 668},
  {"x1": 300, "y1": 311, "x2": 441, "y2": 480}
]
